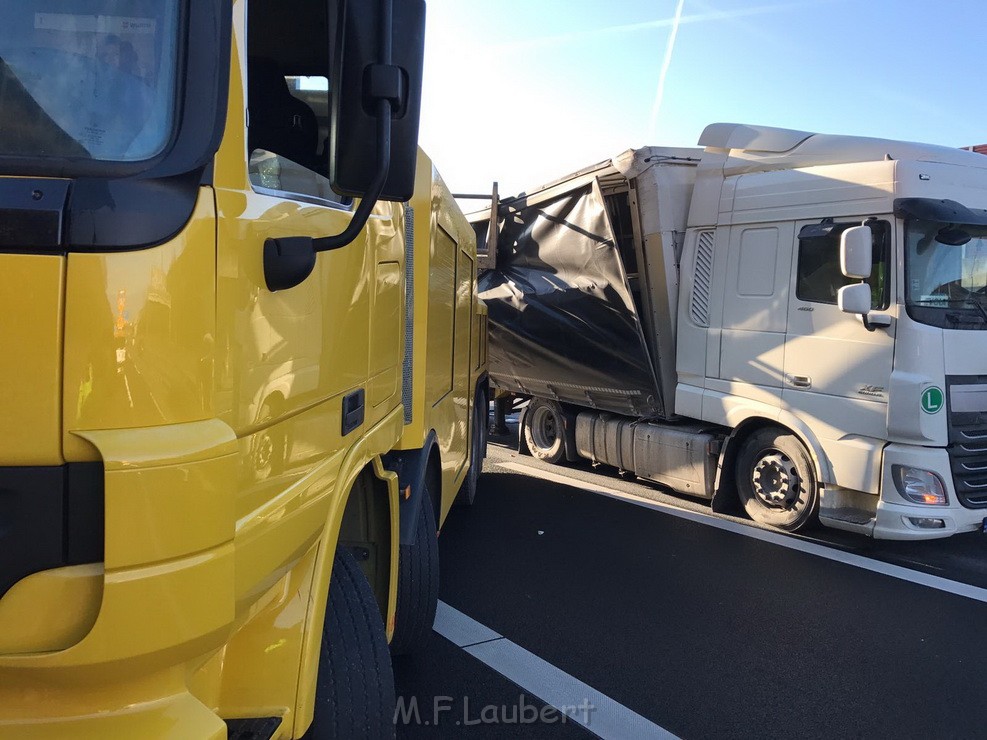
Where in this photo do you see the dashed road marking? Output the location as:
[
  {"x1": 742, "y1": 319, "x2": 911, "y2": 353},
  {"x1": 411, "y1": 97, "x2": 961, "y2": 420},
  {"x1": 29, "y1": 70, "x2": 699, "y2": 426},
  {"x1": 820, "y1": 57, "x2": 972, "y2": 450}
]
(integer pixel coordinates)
[{"x1": 434, "y1": 601, "x2": 679, "y2": 740}]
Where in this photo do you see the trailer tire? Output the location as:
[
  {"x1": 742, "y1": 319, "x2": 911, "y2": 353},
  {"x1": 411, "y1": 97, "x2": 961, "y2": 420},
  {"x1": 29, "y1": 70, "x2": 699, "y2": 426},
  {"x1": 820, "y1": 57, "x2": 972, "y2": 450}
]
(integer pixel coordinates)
[
  {"x1": 456, "y1": 389, "x2": 488, "y2": 506},
  {"x1": 735, "y1": 428, "x2": 819, "y2": 531},
  {"x1": 307, "y1": 547, "x2": 395, "y2": 739},
  {"x1": 390, "y1": 484, "x2": 439, "y2": 656},
  {"x1": 523, "y1": 399, "x2": 565, "y2": 464}
]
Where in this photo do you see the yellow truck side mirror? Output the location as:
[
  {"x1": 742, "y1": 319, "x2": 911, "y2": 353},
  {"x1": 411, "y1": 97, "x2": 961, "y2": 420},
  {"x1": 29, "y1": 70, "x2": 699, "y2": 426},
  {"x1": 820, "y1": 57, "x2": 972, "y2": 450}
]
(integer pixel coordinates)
[{"x1": 329, "y1": 0, "x2": 425, "y2": 202}]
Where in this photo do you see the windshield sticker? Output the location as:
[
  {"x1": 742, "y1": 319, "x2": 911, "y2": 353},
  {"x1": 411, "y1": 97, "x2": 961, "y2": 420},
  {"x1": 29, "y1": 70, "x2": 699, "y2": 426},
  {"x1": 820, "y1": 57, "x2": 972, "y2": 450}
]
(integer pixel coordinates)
[
  {"x1": 35, "y1": 14, "x2": 156, "y2": 35},
  {"x1": 921, "y1": 387, "x2": 945, "y2": 414}
]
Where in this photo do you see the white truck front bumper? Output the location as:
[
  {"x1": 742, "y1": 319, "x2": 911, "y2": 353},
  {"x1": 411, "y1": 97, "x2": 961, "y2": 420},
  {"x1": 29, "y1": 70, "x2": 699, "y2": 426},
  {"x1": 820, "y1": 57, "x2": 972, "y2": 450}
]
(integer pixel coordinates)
[
  {"x1": 872, "y1": 444, "x2": 987, "y2": 540},
  {"x1": 872, "y1": 500, "x2": 986, "y2": 539}
]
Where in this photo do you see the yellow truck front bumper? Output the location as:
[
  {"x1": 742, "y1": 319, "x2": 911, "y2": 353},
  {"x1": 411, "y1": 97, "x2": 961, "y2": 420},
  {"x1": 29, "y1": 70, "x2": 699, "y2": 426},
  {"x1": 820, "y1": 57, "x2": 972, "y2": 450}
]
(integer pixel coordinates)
[{"x1": 0, "y1": 419, "x2": 239, "y2": 739}]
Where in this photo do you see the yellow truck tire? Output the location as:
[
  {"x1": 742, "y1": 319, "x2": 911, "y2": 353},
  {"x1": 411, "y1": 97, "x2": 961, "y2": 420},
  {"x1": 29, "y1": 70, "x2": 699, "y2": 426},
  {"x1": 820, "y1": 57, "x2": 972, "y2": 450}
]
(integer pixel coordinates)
[
  {"x1": 307, "y1": 547, "x2": 396, "y2": 738},
  {"x1": 389, "y1": 483, "x2": 439, "y2": 656},
  {"x1": 456, "y1": 388, "x2": 489, "y2": 507}
]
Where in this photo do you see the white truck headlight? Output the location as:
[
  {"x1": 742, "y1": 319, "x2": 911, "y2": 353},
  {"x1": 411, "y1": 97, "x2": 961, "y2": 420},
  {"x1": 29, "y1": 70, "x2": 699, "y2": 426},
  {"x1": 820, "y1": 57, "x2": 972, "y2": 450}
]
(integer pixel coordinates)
[{"x1": 891, "y1": 465, "x2": 948, "y2": 506}]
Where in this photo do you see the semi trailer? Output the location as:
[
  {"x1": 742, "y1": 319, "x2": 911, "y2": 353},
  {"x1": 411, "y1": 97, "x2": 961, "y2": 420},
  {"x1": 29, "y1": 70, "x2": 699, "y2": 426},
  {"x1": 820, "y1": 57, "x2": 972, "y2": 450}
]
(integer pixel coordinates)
[{"x1": 477, "y1": 123, "x2": 987, "y2": 541}]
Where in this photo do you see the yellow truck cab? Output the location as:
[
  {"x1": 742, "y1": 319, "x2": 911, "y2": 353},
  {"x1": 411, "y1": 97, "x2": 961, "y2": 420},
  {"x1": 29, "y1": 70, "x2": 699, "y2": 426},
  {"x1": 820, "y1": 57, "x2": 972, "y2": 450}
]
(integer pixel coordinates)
[{"x1": 0, "y1": 1, "x2": 488, "y2": 737}]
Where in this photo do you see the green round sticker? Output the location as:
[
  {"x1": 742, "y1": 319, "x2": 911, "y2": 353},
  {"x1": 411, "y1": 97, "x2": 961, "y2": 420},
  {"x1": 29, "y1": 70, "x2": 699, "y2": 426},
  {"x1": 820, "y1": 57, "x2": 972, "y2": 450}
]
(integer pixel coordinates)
[{"x1": 921, "y1": 386, "x2": 944, "y2": 414}]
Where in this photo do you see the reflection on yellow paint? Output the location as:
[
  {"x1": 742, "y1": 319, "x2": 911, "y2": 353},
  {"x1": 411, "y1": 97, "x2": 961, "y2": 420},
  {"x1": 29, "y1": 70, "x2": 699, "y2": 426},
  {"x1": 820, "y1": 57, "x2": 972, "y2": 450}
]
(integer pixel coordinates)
[
  {"x1": 77, "y1": 362, "x2": 94, "y2": 420},
  {"x1": 113, "y1": 289, "x2": 129, "y2": 339},
  {"x1": 264, "y1": 638, "x2": 287, "y2": 654},
  {"x1": 62, "y1": 194, "x2": 217, "y2": 461}
]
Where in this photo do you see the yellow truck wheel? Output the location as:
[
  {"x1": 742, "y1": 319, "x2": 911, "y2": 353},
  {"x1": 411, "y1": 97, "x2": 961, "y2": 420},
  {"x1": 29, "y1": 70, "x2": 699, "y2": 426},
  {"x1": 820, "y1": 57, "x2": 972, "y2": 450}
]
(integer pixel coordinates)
[
  {"x1": 456, "y1": 388, "x2": 489, "y2": 506},
  {"x1": 307, "y1": 547, "x2": 396, "y2": 738},
  {"x1": 389, "y1": 482, "x2": 439, "y2": 656}
]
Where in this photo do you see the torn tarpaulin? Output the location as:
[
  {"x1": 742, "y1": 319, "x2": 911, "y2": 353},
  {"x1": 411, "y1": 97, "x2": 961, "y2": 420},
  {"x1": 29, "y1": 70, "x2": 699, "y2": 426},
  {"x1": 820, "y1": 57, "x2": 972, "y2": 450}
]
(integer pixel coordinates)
[{"x1": 478, "y1": 179, "x2": 665, "y2": 418}]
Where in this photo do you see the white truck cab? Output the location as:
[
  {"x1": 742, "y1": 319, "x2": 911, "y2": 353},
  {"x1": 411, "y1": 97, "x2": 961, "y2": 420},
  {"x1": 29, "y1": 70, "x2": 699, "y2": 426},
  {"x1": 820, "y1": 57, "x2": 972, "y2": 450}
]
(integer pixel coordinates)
[{"x1": 670, "y1": 124, "x2": 987, "y2": 539}]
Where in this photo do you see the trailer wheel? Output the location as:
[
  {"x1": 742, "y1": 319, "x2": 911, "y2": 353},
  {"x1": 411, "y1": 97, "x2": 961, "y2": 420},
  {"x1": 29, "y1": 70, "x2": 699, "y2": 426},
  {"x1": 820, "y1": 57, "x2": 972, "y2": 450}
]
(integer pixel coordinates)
[
  {"x1": 456, "y1": 389, "x2": 488, "y2": 506},
  {"x1": 735, "y1": 428, "x2": 819, "y2": 531},
  {"x1": 390, "y1": 483, "x2": 439, "y2": 656},
  {"x1": 307, "y1": 547, "x2": 395, "y2": 739},
  {"x1": 522, "y1": 399, "x2": 565, "y2": 464}
]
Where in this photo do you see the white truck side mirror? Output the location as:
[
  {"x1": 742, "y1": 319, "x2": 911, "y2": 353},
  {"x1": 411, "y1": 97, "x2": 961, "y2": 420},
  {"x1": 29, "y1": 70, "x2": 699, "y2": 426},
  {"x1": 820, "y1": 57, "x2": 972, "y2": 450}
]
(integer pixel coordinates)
[
  {"x1": 838, "y1": 281, "x2": 891, "y2": 331},
  {"x1": 840, "y1": 225, "x2": 872, "y2": 279},
  {"x1": 838, "y1": 282, "x2": 871, "y2": 315}
]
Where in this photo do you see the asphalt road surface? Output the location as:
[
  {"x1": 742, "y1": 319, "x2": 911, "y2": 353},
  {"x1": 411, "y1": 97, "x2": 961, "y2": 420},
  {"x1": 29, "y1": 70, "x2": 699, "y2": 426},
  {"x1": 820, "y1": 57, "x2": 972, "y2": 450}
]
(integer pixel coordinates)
[{"x1": 394, "y1": 423, "x2": 987, "y2": 739}]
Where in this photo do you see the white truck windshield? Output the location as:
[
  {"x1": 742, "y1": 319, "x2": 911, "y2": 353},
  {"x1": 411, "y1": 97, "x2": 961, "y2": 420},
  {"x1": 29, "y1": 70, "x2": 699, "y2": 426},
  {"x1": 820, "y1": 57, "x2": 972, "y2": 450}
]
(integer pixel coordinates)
[
  {"x1": 905, "y1": 219, "x2": 987, "y2": 328},
  {"x1": 0, "y1": 1, "x2": 180, "y2": 164}
]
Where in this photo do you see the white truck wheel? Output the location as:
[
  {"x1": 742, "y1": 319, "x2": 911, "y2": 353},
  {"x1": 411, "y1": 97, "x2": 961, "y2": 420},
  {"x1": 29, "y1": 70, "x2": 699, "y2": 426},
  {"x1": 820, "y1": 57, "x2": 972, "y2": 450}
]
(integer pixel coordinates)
[
  {"x1": 523, "y1": 399, "x2": 565, "y2": 464},
  {"x1": 735, "y1": 428, "x2": 820, "y2": 531}
]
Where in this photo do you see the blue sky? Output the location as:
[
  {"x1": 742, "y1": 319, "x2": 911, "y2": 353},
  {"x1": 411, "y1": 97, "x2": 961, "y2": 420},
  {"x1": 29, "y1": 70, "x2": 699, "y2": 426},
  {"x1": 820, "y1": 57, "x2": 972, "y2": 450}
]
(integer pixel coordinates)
[{"x1": 418, "y1": 0, "x2": 987, "y2": 196}]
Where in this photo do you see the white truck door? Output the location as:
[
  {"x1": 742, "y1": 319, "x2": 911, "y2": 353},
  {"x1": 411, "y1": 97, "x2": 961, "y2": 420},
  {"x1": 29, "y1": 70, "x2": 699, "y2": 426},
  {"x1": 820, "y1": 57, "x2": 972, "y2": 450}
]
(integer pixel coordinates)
[
  {"x1": 782, "y1": 218, "x2": 895, "y2": 446},
  {"x1": 717, "y1": 222, "x2": 794, "y2": 398}
]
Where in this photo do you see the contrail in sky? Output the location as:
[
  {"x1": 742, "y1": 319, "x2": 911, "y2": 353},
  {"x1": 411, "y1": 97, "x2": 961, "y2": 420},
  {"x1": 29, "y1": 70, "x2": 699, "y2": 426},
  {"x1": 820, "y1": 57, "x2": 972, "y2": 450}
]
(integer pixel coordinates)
[
  {"x1": 649, "y1": 0, "x2": 686, "y2": 137},
  {"x1": 490, "y1": 1, "x2": 836, "y2": 52}
]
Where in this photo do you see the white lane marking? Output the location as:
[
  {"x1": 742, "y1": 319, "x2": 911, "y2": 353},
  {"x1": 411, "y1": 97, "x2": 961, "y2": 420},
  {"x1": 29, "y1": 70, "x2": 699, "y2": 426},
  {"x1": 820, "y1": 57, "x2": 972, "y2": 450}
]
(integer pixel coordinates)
[
  {"x1": 434, "y1": 601, "x2": 501, "y2": 647},
  {"x1": 434, "y1": 601, "x2": 679, "y2": 740},
  {"x1": 496, "y1": 461, "x2": 987, "y2": 606}
]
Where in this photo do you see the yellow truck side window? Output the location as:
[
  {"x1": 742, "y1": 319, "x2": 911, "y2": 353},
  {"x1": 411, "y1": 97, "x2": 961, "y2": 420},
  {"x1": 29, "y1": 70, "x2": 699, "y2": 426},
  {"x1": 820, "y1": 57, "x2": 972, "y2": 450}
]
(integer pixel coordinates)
[
  {"x1": 249, "y1": 149, "x2": 347, "y2": 205},
  {"x1": 245, "y1": 5, "x2": 349, "y2": 206}
]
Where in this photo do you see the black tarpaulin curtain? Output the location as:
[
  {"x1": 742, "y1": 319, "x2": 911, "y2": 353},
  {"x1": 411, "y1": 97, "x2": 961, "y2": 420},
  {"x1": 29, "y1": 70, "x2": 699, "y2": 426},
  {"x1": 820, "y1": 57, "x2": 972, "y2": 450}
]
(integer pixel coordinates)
[{"x1": 478, "y1": 179, "x2": 665, "y2": 418}]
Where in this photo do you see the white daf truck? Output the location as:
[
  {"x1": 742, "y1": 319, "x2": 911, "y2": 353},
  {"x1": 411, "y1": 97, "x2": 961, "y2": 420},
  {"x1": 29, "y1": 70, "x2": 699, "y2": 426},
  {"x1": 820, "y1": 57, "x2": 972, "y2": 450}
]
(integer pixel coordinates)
[{"x1": 477, "y1": 123, "x2": 987, "y2": 540}]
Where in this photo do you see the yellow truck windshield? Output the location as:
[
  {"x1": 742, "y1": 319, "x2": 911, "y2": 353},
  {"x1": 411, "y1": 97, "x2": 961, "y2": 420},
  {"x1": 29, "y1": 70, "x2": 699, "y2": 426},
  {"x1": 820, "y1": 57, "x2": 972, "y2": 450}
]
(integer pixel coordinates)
[{"x1": 0, "y1": 1, "x2": 180, "y2": 163}]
